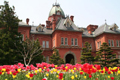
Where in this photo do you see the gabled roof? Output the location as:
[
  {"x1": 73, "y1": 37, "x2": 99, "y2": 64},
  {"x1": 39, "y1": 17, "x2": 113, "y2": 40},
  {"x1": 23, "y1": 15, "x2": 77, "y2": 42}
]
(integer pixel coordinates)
[
  {"x1": 56, "y1": 18, "x2": 80, "y2": 31},
  {"x1": 30, "y1": 26, "x2": 53, "y2": 35},
  {"x1": 94, "y1": 23, "x2": 120, "y2": 36},
  {"x1": 82, "y1": 23, "x2": 120, "y2": 37}
]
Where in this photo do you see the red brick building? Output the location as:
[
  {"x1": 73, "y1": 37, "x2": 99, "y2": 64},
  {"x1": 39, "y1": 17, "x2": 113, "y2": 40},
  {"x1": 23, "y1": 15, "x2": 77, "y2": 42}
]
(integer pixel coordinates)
[{"x1": 18, "y1": 3, "x2": 120, "y2": 63}]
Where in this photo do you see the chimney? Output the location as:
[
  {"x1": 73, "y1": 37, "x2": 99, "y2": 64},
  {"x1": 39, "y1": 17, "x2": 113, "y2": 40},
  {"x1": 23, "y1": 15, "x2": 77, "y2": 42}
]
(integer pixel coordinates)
[
  {"x1": 70, "y1": 15, "x2": 74, "y2": 22},
  {"x1": 52, "y1": 14, "x2": 56, "y2": 31},
  {"x1": 26, "y1": 18, "x2": 29, "y2": 24},
  {"x1": 41, "y1": 24, "x2": 45, "y2": 27},
  {"x1": 46, "y1": 20, "x2": 51, "y2": 28},
  {"x1": 87, "y1": 25, "x2": 98, "y2": 35}
]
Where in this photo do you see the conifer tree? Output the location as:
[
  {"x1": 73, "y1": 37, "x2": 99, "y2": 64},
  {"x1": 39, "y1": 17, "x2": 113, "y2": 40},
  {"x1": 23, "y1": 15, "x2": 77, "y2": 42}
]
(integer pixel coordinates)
[
  {"x1": 80, "y1": 42, "x2": 94, "y2": 64},
  {"x1": 0, "y1": 1, "x2": 22, "y2": 65},
  {"x1": 49, "y1": 49, "x2": 64, "y2": 65},
  {"x1": 95, "y1": 42, "x2": 119, "y2": 67}
]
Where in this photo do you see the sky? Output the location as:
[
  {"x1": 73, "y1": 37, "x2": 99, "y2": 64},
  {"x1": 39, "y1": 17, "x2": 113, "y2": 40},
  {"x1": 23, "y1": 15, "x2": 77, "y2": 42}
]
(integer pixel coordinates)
[{"x1": 0, "y1": 0, "x2": 120, "y2": 28}]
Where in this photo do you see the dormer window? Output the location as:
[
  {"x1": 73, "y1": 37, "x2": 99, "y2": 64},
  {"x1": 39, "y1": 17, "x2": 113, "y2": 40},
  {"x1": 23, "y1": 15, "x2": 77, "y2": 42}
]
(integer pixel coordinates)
[
  {"x1": 67, "y1": 22, "x2": 70, "y2": 27},
  {"x1": 38, "y1": 27, "x2": 41, "y2": 32},
  {"x1": 37, "y1": 24, "x2": 43, "y2": 32},
  {"x1": 114, "y1": 27, "x2": 116, "y2": 31},
  {"x1": 57, "y1": 11, "x2": 60, "y2": 15},
  {"x1": 64, "y1": 17, "x2": 72, "y2": 27}
]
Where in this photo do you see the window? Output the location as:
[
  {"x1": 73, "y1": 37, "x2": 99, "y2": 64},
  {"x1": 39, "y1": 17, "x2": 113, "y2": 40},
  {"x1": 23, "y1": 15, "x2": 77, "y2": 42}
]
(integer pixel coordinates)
[
  {"x1": 71, "y1": 38, "x2": 74, "y2": 45},
  {"x1": 108, "y1": 40, "x2": 111, "y2": 46},
  {"x1": 61, "y1": 38, "x2": 64, "y2": 45},
  {"x1": 57, "y1": 11, "x2": 60, "y2": 15},
  {"x1": 90, "y1": 44, "x2": 92, "y2": 49},
  {"x1": 46, "y1": 56, "x2": 49, "y2": 63},
  {"x1": 46, "y1": 41, "x2": 49, "y2": 48},
  {"x1": 75, "y1": 38, "x2": 78, "y2": 46},
  {"x1": 38, "y1": 27, "x2": 41, "y2": 31},
  {"x1": 67, "y1": 22, "x2": 70, "y2": 27},
  {"x1": 97, "y1": 42, "x2": 99, "y2": 48},
  {"x1": 53, "y1": 39, "x2": 55, "y2": 47},
  {"x1": 65, "y1": 38, "x2": 68, "y2": 45},
  {"x1": 21, "y1": 34, "x2": 24, "y2": 41},
  {"x1": 42, "y1": 41, "x2": 45, "y2": 48},
  {"x1": 100, "y1": 41, "x2": 101, "y2": 47},
  {"x1": 111, "y1": 40, "x2": 114, "y2": 47},
  {"x1": 82, "y1": 43, "x2": 84, "y2": 48},
  {"x1": 116, "y1": 40, "x2": 119, "y2": 47}
]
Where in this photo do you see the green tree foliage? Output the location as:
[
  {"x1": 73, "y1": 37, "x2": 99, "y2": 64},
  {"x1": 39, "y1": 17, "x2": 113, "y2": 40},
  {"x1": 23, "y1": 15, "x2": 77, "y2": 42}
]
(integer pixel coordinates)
[
  {"x1": 95, "y1": 42, "x2": 119, "y2": 67},
  {"x1": 80, "y1": 42, "x2": 94, "y2": 64},
  {"x1": 49, "y1": 49, "x2": 64, "y2": 66},
  {"x1": 15, "y1": 37, "x2": 43, "y2": 66},
  {"x1": 0, "y1": 1, "x2": 22, "y2": 65}
]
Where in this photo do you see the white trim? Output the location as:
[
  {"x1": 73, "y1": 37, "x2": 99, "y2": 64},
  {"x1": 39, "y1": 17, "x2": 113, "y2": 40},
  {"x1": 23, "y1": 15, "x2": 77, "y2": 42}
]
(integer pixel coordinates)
[
  {"x1": 42, "y1": 41, "x2": 45, "y2": 48},
  {"x1": 75, "y1": 38, "x2": 78, "y2": 46},
  {"x1": 116, "y1": 40, "x2": 119, "y2": 47},
  {"x1": 65, "y1": 38, "x2": 68, "y2": 45},
  {"x1": 108, "y1": 40, "x2": 111, "y2": 47},
  {"x1": 111, "y1": 40, "x2": 114, "y2": 47},
  {"x1": 61, "y1": 37, "x2": 64, "y2": 45},
  {"x1": 46, "y1": 41, "x2": 49, "y2": 48},
  {"x1": 71, "y1": 38, "x2": 74, "y2": 45},
  {"x1": 53, "y1": 39, "x2": 55, "y2": 47}
]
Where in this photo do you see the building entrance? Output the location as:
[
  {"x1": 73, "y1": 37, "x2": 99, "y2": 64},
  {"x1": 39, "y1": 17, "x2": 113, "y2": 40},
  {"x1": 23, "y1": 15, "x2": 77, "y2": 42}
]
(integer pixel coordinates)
[{"x1": 65, "y1": 54, "x2": 74, "y2": 63}]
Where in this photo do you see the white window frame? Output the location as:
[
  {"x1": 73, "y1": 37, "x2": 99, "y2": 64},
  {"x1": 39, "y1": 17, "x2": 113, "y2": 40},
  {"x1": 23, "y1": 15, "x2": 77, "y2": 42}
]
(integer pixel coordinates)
[
  {"x1": 75, "y1": 38, "x2": 78, "y2": 46},
  {"x1": 67, "y1": 22, "x2": 70, "y2": 27},
  {"x1": 82, "y1": 43, "x2": 84, "y2": 48},
  {"x1": 71, "y1": 38, "x2": 74, "y2": 45},
  {"x1": 111, "y1": 40, "x2": 114, "y2": 47},
  {"x1": 42, "y1": 41, "x2": 45, "y2": 48},
  {"x1": 65, "y1": 38, "x2": 68, "y2": 45},
  {"x1": 108, "y1": 40, "x2": 111, "y2": 47},
  {"x1": 97, "y1": 42, "x2": 99, "y2": 49},
  {"x1": 53, "y1": 39, "x2": 55, "y2": 47},
  {"x1": 46, "y1": 56, "x2": 49, "y2": 63},
  {"x1": 61, "y1": 38, "x2": 64, "y2": 45},
  {"x1": 116, "y1": 40, "x2": 119, "y2": 47},
  {"x1": 90, "y1": 44, "x2": 92, "y2": 49},
  {"x1": 38, "y1": 27, "x2": 41, "y2": 31},
  {"x1": 46, "y1": 41, "x2": 49, "y2": 48},
  {"x1": 57, "y1": 11, "x2": 60, "y2": 15},
  {"x1": 22, "y1": 34, "x2": 24, "y2": 41},
  {"x1": 99, "y1": 41, "x2": 101, "y2": 48}
]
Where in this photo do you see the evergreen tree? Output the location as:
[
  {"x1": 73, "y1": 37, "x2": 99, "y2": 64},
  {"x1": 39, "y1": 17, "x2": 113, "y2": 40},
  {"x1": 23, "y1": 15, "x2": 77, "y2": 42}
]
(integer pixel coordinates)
[
  {"x1": 95, "y1": 42, "x2": 119, "y2": 67},
  {"x1": 49, "y1": 49, "x2": 64, "y2": 66},
  {"x1": 80, "y1": 42, "x2": 94, "y2": 64},
  {"x1": 0, "y1": 1, "x2": 22, "y2": 65},
  {"x1": 70, "y1": 59, "x2": 75, "y2": 65}
]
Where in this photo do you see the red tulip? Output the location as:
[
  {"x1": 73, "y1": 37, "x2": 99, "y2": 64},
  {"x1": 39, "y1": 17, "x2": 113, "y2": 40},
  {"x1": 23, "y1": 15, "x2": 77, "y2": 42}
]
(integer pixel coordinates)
[
  {"x1": 42, "y1": 78, "x2": 46, "y2": 80},
  {"x1": 0, "y1": 72, "x2": 2, "y2": 75},
  {"x1": 89, "y1": 74, "x2": 92, "y2": 78},
  {"x1": 29, "y1": 73, "x2": 34, "y2": 77},
  {"x1": 80, "y1": 72, "x2": 83, "y2": 75},
  {"x1": 111, "y1": 77, "x2": 114, "y2": 80},
  {"x1": 108, "y1": 71, "x2": 111, "y2": 75}
]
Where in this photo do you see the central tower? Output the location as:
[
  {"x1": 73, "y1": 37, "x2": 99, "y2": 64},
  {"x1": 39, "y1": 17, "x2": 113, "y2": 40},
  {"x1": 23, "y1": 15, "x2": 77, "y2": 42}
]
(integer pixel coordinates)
[{"x1": 46, "y1": 3, "x2": 65, "y2": 30}]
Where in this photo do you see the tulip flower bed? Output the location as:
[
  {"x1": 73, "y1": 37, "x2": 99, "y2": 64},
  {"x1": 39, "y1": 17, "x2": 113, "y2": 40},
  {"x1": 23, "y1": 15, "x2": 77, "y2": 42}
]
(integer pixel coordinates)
[{"x1": 0, "y1": 63, "x2": 120, "y2": 80}]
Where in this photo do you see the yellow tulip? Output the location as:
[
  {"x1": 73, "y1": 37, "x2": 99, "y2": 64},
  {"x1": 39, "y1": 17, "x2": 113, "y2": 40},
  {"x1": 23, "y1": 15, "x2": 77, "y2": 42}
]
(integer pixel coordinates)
[
  {"x1": 84, "y1": 76, "x2": 86, "y2": 79},
  {"x1": 71, "y1": 75, "x2": 74, "y2": 79}
]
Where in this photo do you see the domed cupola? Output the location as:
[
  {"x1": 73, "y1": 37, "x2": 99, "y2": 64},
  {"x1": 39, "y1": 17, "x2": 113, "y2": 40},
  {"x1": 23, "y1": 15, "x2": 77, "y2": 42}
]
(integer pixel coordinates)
[{"x1": 49, "y1": 3, "x2": 65, "y2": 17}]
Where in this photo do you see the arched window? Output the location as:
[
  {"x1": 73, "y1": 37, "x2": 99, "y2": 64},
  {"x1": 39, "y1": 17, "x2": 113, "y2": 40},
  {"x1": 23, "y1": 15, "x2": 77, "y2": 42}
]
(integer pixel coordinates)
[{"x1": 57, "y1": 11, "x2": 60, "y2": 15}]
